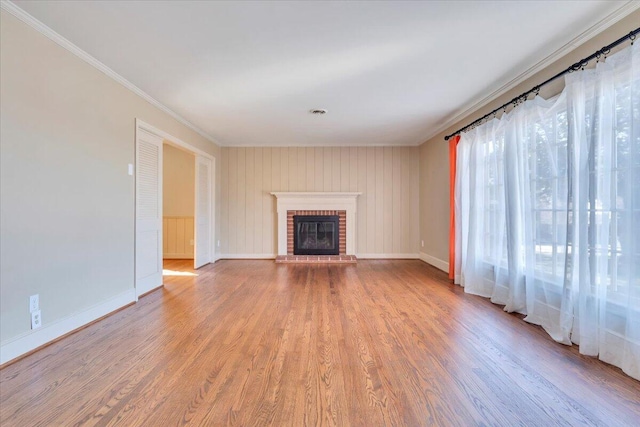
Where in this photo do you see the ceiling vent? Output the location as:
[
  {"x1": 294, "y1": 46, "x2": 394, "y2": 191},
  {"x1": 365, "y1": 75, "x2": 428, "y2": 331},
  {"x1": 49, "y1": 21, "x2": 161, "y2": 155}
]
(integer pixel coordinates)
[{"x1": 310, "y1": 109, "x2": 327, "y2": 115}]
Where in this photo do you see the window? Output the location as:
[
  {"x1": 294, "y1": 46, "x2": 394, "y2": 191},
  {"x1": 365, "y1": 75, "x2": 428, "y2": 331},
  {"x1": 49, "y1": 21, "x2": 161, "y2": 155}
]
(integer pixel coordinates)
[
  {"x1": 455, "y1": 42, "x2": 640, "y2": 380},
  {"x1": 529, "y1": 108, "x2": 568, "y2": 284}
]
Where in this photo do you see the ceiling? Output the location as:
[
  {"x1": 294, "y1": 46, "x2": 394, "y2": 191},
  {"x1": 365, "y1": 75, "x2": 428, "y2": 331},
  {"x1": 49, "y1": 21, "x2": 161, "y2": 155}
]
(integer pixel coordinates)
[{"x1": 9, "y1": 1, "x2": 636, "y2": 147}]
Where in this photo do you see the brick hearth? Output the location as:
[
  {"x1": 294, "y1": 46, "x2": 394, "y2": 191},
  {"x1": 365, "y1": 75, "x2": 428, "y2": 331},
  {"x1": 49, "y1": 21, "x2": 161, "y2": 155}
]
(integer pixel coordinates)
[{"x1": 275, "y1": 255, "x2": 357, "y2": 264}]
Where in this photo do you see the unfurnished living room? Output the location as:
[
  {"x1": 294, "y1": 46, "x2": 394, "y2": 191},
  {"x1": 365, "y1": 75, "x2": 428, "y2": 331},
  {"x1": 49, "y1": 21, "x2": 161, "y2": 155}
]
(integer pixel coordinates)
[{"x1": 1, "y1": 1, "x2": 639, "y2": 426}]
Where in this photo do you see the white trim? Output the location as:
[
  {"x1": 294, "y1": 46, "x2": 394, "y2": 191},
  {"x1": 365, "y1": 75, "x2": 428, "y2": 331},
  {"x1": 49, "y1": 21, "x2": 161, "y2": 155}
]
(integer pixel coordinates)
[
  {"x1": 357, "y1": 253, "x2": 420, "y2": 259},
  {"x1": 270, "y1": 192, "x2": 362, "y2": 198},
  {"x1": 136, "y1": 119, "x2": 215, "y2": 161},
  {"x1": 220, "y1": 253, "x2": 423, "y2": 260},
  {"x1": 194, "y1": 155, "x2": 214, "y2": 268},
  {"x1": 419, "y1": 1, "x2": 640, "y2": 145},
  {"x1": 0, "y1": 1, "x2": 220, "y2": 146},
  {"x1": 0, "y1": 289, "x2": 136, "y2": 365},
  {"x1": 210, "y1": 162, "x2": 217, "y2": 266},
  {"x1": 137, "y1": 282, "x2": 163, "y2": 296},
  {"x1": 225, "y1": 141, "x2": 417, "y2": 148},
  {"x1": 219, "y1": 254, "x2": 276, "y2": 259},
  {"x1": 419, "y1": 252, "x2": 449, "y2": 273}
]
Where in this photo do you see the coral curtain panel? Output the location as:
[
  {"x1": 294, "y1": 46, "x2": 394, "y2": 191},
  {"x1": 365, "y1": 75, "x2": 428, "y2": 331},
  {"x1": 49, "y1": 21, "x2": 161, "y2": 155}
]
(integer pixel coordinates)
[{"x1": 448, "y1": 135, "x2": 460, "y2": 280}]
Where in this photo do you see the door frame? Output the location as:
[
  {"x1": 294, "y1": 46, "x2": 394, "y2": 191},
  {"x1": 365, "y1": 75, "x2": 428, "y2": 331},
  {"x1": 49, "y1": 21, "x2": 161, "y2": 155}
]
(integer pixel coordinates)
[
  {"x1": 194, "y1": 155, "x2": 213, "y2": 269},
  {"x1": 135, "y1": 119, "x2": 216, "y2": 299}
]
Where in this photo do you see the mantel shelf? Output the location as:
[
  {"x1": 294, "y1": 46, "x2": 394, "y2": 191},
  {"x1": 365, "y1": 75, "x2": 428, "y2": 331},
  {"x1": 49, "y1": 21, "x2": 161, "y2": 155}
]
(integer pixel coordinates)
[{"x1": 270, "y1": 192, "x2": 361, "y2": 198}]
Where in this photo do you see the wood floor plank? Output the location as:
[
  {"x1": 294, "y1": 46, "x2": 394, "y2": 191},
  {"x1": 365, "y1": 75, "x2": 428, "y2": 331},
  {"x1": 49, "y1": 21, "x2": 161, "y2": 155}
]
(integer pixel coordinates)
[{"x1": 1, "y1": 260, "x2": 639, "y2": 426}]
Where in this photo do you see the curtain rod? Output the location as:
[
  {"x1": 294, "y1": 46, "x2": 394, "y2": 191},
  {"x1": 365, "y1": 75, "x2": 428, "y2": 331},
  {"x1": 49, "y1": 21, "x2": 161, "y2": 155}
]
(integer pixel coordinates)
[{"x1": 444, "y1": 28, "x2": 640, "y2": 141}]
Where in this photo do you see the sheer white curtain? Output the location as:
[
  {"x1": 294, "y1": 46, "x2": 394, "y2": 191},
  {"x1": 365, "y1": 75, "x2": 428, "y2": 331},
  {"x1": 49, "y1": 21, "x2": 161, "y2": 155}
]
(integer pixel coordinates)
[
  {"x1": 455, "y1": 42, "x2": 639, "y2": 380},
  {"x1": 456, "y1": 118, "x2": 507, "y2": 300},
  {"x1": 564, "y1": 44, "x2": 640, "y2": 377},
  {"x1": 521, "y1": 94, "x2": 571, "y2": 343}
]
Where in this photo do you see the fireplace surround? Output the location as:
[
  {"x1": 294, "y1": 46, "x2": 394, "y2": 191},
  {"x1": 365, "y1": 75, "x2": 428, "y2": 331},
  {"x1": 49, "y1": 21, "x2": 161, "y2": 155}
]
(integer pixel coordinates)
[{"x1": 271, "y1": 192, "x2": 361, "y2": 256}]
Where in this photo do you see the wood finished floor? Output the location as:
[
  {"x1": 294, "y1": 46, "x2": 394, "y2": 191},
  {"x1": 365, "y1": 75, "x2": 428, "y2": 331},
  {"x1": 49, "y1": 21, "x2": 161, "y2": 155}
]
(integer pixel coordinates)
[{"x1": 1, "y1": 260, "x2": 639, "y2": 426}]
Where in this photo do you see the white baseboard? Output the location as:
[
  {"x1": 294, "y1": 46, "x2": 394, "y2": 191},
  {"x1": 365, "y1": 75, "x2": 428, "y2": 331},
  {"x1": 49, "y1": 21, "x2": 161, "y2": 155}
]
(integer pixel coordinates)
[
  {"x1": 0, "y1": 288, "x2": 136, "y2": 365},
  {"x1": 163, "y1": 254, "x2": 194, "y2": 259},
  {"x1": 219, "y1": 253, "x2": 422, "y2": 260},
  {"x1": 219, "y1": 254, "x2": 277, "y2": 259},
  {"x1": 419, "y1": 252, "x2": 449, "y2": 272},
  {"x1": 357, "y1": 253, "x2": 420, "y2": 259}
]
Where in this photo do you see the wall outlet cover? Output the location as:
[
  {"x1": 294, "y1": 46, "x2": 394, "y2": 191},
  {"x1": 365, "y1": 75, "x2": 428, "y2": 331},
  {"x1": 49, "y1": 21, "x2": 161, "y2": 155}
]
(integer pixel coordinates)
[{"x1": 31, "y1": 310, "x2": 42, "y2": 329}]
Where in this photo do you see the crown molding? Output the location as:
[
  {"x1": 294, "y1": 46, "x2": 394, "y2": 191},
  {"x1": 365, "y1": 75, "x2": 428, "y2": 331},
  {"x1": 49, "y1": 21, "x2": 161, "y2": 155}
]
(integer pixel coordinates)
[
  {"x1": 420, "y1": 0, "x2": 640, "y2": 145},
  {"x1": 0, "y1": 0, "x2": 222, "y2": 147}
]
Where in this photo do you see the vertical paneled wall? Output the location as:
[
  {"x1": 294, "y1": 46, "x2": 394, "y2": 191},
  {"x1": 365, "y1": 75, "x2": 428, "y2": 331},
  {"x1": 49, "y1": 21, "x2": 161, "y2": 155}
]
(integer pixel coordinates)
[
  {"x1": 163, "y1": 217, "x2": 194, "y2": 259},
  {"x1": 220, "y1": 146, "x2": 419, "y2": 257}
]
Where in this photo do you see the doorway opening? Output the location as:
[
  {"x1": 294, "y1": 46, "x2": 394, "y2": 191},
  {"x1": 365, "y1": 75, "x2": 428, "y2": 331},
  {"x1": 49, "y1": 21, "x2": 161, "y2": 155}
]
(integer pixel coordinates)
[
  {"x1": 162, "y1": 143, "x2": 195, "y2": 262},
  {"x1": 134, "y1": 119, "x2": 215, "y2": 299}
]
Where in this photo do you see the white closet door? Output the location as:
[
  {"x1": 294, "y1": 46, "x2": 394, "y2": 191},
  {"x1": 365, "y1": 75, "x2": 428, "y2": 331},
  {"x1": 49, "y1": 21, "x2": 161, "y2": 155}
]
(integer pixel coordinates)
[
  {"x1": 195, "y1": 156, "x2": 212, "y2": 269},
  {"x1": 135, "y1": 128, "x2": 163, "y2": 296}
]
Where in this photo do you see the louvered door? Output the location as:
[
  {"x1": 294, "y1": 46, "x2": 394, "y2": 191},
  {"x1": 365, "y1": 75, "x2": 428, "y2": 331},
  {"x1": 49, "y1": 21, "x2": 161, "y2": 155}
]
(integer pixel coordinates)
[
  {"x1": 135, "y1": 128, "x2": 163, "y2": 296},
  {"x1": 195, "y1": 156, "x2": 212, "y2": 268}
]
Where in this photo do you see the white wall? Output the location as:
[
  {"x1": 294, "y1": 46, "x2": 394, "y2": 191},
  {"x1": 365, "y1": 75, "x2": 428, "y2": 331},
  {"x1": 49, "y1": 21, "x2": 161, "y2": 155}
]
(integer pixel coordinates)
[
  {"x1": 220, "y1": 146, "x2": 420, "y2": 257},
  {"x1": 0, "y1": 10, "x2": 219, "y2": 362}
]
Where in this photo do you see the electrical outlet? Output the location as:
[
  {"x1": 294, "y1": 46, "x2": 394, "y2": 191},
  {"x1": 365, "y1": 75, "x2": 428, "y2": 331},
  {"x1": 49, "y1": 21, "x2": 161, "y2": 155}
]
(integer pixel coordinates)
[
  {"x1": 190, "y1": 239, "x2": 194, "y2": 246},
  {"x1": 31, "y1": 310, "x2": 42, "y2": 329},
  {"x1": 421, "y1": 240, "x2": 424, "y2": 248},
  {"x1": 29, "y1": 294, "x2": 39, "y2": 313}
]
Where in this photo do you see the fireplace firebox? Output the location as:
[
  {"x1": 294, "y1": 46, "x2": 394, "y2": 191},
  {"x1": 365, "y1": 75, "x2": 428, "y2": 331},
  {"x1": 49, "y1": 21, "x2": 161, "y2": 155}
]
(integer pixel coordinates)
[{"x1": 293, "y1": 215, "x2": 339, "y2": 255}]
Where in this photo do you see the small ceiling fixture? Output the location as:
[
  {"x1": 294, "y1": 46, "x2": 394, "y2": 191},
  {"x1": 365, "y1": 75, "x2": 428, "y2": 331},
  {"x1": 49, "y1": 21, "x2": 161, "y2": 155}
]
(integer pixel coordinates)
[{"x1": 310, "y1": 109, "x2": 327, "y2": 115}]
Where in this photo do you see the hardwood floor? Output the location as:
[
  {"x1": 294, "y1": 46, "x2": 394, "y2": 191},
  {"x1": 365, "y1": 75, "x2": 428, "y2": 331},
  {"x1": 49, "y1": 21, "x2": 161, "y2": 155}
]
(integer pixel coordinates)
[{"x1": 1, "y1": 260, "x2": 639, "y2": 426}]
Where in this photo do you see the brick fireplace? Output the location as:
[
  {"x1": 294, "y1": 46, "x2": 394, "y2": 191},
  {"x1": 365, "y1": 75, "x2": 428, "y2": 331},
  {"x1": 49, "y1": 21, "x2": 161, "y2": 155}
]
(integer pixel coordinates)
[
  {"x1": 271, "y1": 192, "x2": 361, "y2": 257},
  {"x1": 287, "y1": 210, "x2": 346, "y2": 255}
]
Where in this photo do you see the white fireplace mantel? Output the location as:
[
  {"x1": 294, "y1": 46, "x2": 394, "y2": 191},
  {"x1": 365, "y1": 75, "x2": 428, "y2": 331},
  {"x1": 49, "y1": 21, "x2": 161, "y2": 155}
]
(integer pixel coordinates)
[{"x1": 270, "y1": 192, "x2": 361, "y2": 256}]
